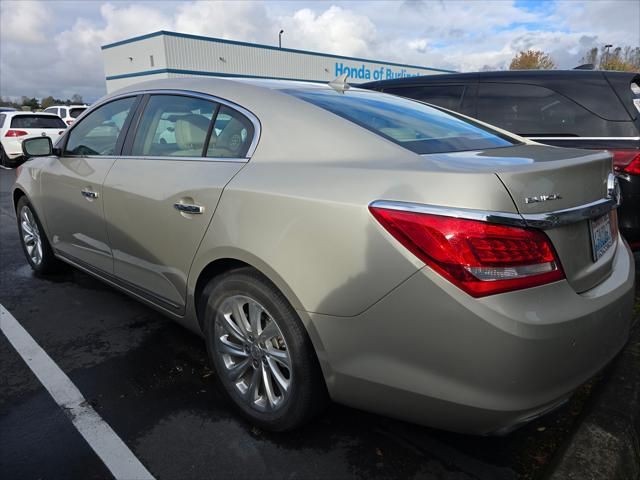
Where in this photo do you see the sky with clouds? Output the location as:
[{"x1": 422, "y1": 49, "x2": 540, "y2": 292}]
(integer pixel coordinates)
[{"x1": 0, "y1": 0, "x2": 638, "y2": 102}]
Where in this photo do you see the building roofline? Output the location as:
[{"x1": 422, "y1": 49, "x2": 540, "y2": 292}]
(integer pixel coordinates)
[
  {"x1": 101, "y1": 30, "x2": 457, "y2": 74},
  {"x1": 105, "y1": 68, "x2": 329, "y2": 84}
]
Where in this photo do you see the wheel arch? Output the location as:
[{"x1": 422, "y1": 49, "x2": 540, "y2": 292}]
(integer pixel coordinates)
[
  {"x1": 192, "y1": 251, "x2": 305, "y2": 330},
  {"x1": 12, "y1": 187, "x2": 27, "y2": 212},
  {"x1": 190, "y1": 252, "x2": 332, "y2": 384}
]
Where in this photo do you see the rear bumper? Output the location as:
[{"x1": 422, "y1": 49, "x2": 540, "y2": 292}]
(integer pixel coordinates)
[
  {"x1": 619, "y1": 173, "x2": 640, "y2": 249},
  {"x1": 2, "y1": 138, "x2": 23, "y2": 157},
  {"x1": 306, "y1": 238, "x2": 635, "y2": 434}
]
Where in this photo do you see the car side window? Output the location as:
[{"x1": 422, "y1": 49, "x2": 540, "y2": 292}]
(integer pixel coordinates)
[
  {"x1": 44, "y1": 108, "x2": 57, "y2": 115},
  {"x1": 65, "y1": 97, "x2": 136, "y2": 156},
  {"x1": 131, "y1": 95, "x2": 217, "y2": 157},
  {"x1": 477, "y1": 83, "x2": 600, "y2": 136},
  {"x1": 206, "y1": 105, "x2": 255, "y2": 158},
  {"x1": 384, "y1": 85, "x2": 466, "y2": 112},
  {"x1": 0, "y1": 114, "x2": 5, "y2": 128}
]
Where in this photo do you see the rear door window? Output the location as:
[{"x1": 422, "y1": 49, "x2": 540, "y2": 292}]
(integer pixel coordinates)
[
  {"x1": 286, "y1": 88, "x2": 515, "y2": 154},
  {"x1": 206, "y1": 106, "x2": 255, "y2": 158},
  {"x1": 477, "y1": 83, "x2": 609, "y2": 136},
  {"x1": 69, "y1": 107, "x2": 86, "y2": 119},
  {"x1": 0, "y1": 114, "x2": 5, "y2": 128},
  {"x1": 631, "y1": 82, "x2": 640, "y2": 114},
  {"x1": 10, "y1": 115, "x2": 67, "y2": 129},
  {"x1": 131, "y1": 95, "x2": 218, "y2": 157},
  {"x1": 383, "y1": 85, "x2": 466, "y2": 112}
]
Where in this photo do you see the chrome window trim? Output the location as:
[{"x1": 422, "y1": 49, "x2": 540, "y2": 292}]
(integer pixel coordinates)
[
  {"x1": 370, "y1": 197, "x2": 618, "y2": 230},
  {"x1": 528, "y1": 136, "x2": 640, "y2": 141},
  {"x1": 115, "y1": 155, "x2": 247, "y2": 163},
  {"x1": 89, "y1": 89, "x2": 262, "y2": 162},
  {"x1": 55, "y1": 154, "x2": 247, "y2": 164}
]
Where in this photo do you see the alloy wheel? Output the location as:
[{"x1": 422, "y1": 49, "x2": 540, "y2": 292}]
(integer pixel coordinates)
[
  {"x1": 215, "y1": 295, "x2": 292, "y2": 412},
  {"x1": 20, "y1": 205, "x2": 43, "y2": 266}
]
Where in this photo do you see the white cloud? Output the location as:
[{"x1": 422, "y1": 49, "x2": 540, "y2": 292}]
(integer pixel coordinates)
[
  {"x1": 280, "y1": 6, "x2": 376, "y2": 56},
  {"x1": 174, "y1": 1, "x2": 271, "y2": 41},
  {"x1": 0, "y1": 0, "x2": 51, "y2": 44},
  {"x1": 0, "y1": 0, "x2": 638, "y2": 101}
]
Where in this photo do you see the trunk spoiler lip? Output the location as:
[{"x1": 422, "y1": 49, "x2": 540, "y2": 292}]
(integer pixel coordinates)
[{"x1": 370, "y1": 196, "x2": 619, "y2": 230}]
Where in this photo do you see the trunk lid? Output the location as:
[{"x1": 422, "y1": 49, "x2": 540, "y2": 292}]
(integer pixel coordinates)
[{"x1": 428, "y1": 144, "x2": 616, "y2": 293}]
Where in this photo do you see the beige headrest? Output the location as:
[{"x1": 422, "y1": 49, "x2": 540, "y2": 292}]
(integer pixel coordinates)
[{"x1": 175, "y1": 115, "x2": 209, "y2": 150}]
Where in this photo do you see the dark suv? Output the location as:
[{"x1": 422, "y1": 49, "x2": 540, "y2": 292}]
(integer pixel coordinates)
[{"x1": 362, "y1": 70, "x2": 640, "y2": 249}]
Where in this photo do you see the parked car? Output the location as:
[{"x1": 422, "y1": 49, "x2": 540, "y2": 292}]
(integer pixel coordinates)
[
  {"x1": 0, "y1": 112, "x2": 67, "y2": 168},
  {"x1": 0, "y1": 107, "x2": 17, "y2": 112},
  {"x1": 43, "y1": 105, "x2": 88, "y2": 126},
  {"x1": 13, "y1": 78, "x2": 635, "y2": 434},
  {"x1": 362, "y1": 70, "x2": 640, "y2": 250}
]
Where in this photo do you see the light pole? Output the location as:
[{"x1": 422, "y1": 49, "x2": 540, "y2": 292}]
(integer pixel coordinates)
[
  {"x1": 279, "y1": 30, "x2": 284, "y2": 49},
  {"x1": 604, "y1": 44, "x2": 613, "y2": 67}
]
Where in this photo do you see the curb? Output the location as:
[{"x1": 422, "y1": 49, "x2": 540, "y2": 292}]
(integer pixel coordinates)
[{"x1": 548, "y1": 257, "x2": 640, "y2": 480}]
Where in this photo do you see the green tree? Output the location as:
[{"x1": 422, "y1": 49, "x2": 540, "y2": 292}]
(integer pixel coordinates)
[
  {"x1": 41, "y1": 96, "x2": 55, "y2": 109},
  {"x1": 21, "y1": 96, "x2": 39, "y2": 110},
  {"x1": 71, "y1": 93, "x2": 84, "y2": 105},
  {"x1": 509, "y1": 50, "x2": 556, "y2": 70}
]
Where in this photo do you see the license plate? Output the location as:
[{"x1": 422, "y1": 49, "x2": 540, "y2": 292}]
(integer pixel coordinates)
[{"x1": 589, "y1": 213, "x2": 613, "y2": 262}]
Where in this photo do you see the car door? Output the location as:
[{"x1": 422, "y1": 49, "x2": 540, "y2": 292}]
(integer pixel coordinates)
[
  {"x1": 102, "y1": 93, "x2": 256, "y2": 314},
  {"x1": 40, "y1": 96, "x2": 140, "y2": 273}
]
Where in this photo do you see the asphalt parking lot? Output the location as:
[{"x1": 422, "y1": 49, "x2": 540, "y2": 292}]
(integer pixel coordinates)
[{"x1": 1, "y1": 167, "x2": 638, "y2": 480}]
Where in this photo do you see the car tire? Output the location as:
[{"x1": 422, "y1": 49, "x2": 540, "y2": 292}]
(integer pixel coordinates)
[
  {"x1": 201, "y1": 267, "x2": 328, "y2": 431},
  {"x1": 0, "y1": 144, "x2": 12, "y2": 168},
  {"x1": 16, "y1": 196, "x2": 64, "y2": 274}
]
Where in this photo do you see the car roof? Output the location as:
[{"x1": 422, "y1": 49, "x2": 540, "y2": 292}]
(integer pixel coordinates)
[
  {"x1": 3, "y1": 111, "x2": 61, "y2": 117},
  {"x1": 112, "y1": 77, "x2": 338, "y2": 97},
  {"x1": 361, "y1": 69, "x2": 639, "y2": 87},
  {"x1": 105, "y1": 77, "x2": 371, "y2": 122},
  {"x1": 47, "y1": 105, "x2": 87, "y2": 108}
]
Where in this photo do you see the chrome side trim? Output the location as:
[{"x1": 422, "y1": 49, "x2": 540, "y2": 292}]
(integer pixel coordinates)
[
  {"x1": 520, "y1": 197, "x2": 618, "y2": 229},
  {"x1": 370, "y1": 197, "x2": 618, "y2": 230},
  {"x1": 63, "y1": 155, "x2": 247, "y2": 163},
  {"x1": 528, "y1": 136, "x2": 640, "y2": 141},
  {"x1": 369, "y1": 200, "x2": 527, "y2": 228}
]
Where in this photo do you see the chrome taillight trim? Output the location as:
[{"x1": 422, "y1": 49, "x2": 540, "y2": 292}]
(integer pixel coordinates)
[{"x1": 370, "y1": 197, "x2": 619, "y2": 230}]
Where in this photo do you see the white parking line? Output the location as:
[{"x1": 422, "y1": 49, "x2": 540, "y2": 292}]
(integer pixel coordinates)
[{"x1": 0, "y1": 304, "x2": 155, "y2": 480}]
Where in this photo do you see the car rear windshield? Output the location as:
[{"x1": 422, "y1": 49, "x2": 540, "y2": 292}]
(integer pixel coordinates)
[
  {"x1": 10, "y1": 115, "x2": 66, "y2": 129},
  {"x1": 285, "y1": 88, "x2": 517, "y2": 154},
  {"x1": 69, "y1": 107, "x2": 86, "y2": 119}
]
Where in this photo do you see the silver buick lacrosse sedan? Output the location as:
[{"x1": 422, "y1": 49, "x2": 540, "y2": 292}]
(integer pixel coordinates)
[{"x1": 13, "y1": 77, "x2": 635, "y2": 434}]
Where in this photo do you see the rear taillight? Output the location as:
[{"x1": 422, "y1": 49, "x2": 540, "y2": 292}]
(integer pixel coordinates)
[
  {"x1": 370, "y1": 207, "x2": 564, "y2": 297},
  {"x1": 66, "y1": 120, "x2": 73, "y2": 126},
  {"x1": 611, "y1": 149, "x2": 640, "y2": 175},
  {"x1": 5, "y1": 130, "x2": 28, "y2": 137}
]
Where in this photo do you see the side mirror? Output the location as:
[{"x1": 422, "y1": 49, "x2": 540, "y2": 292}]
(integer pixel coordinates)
[{"x1": 22, "y1": 136, "x2": 53, "y2": 158}]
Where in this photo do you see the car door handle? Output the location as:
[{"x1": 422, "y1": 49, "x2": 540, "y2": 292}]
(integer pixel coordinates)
[
  {"x1": 173, "y1": 203, "x2": 204, "y2": 214},
  {"x1": 81, "y1": 188, "x2": 99, "y2": 199}
]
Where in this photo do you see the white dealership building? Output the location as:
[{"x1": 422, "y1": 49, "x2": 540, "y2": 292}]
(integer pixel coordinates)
[{"x1": 102, "y1": 31, "x2": 453, "y2": 93}]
